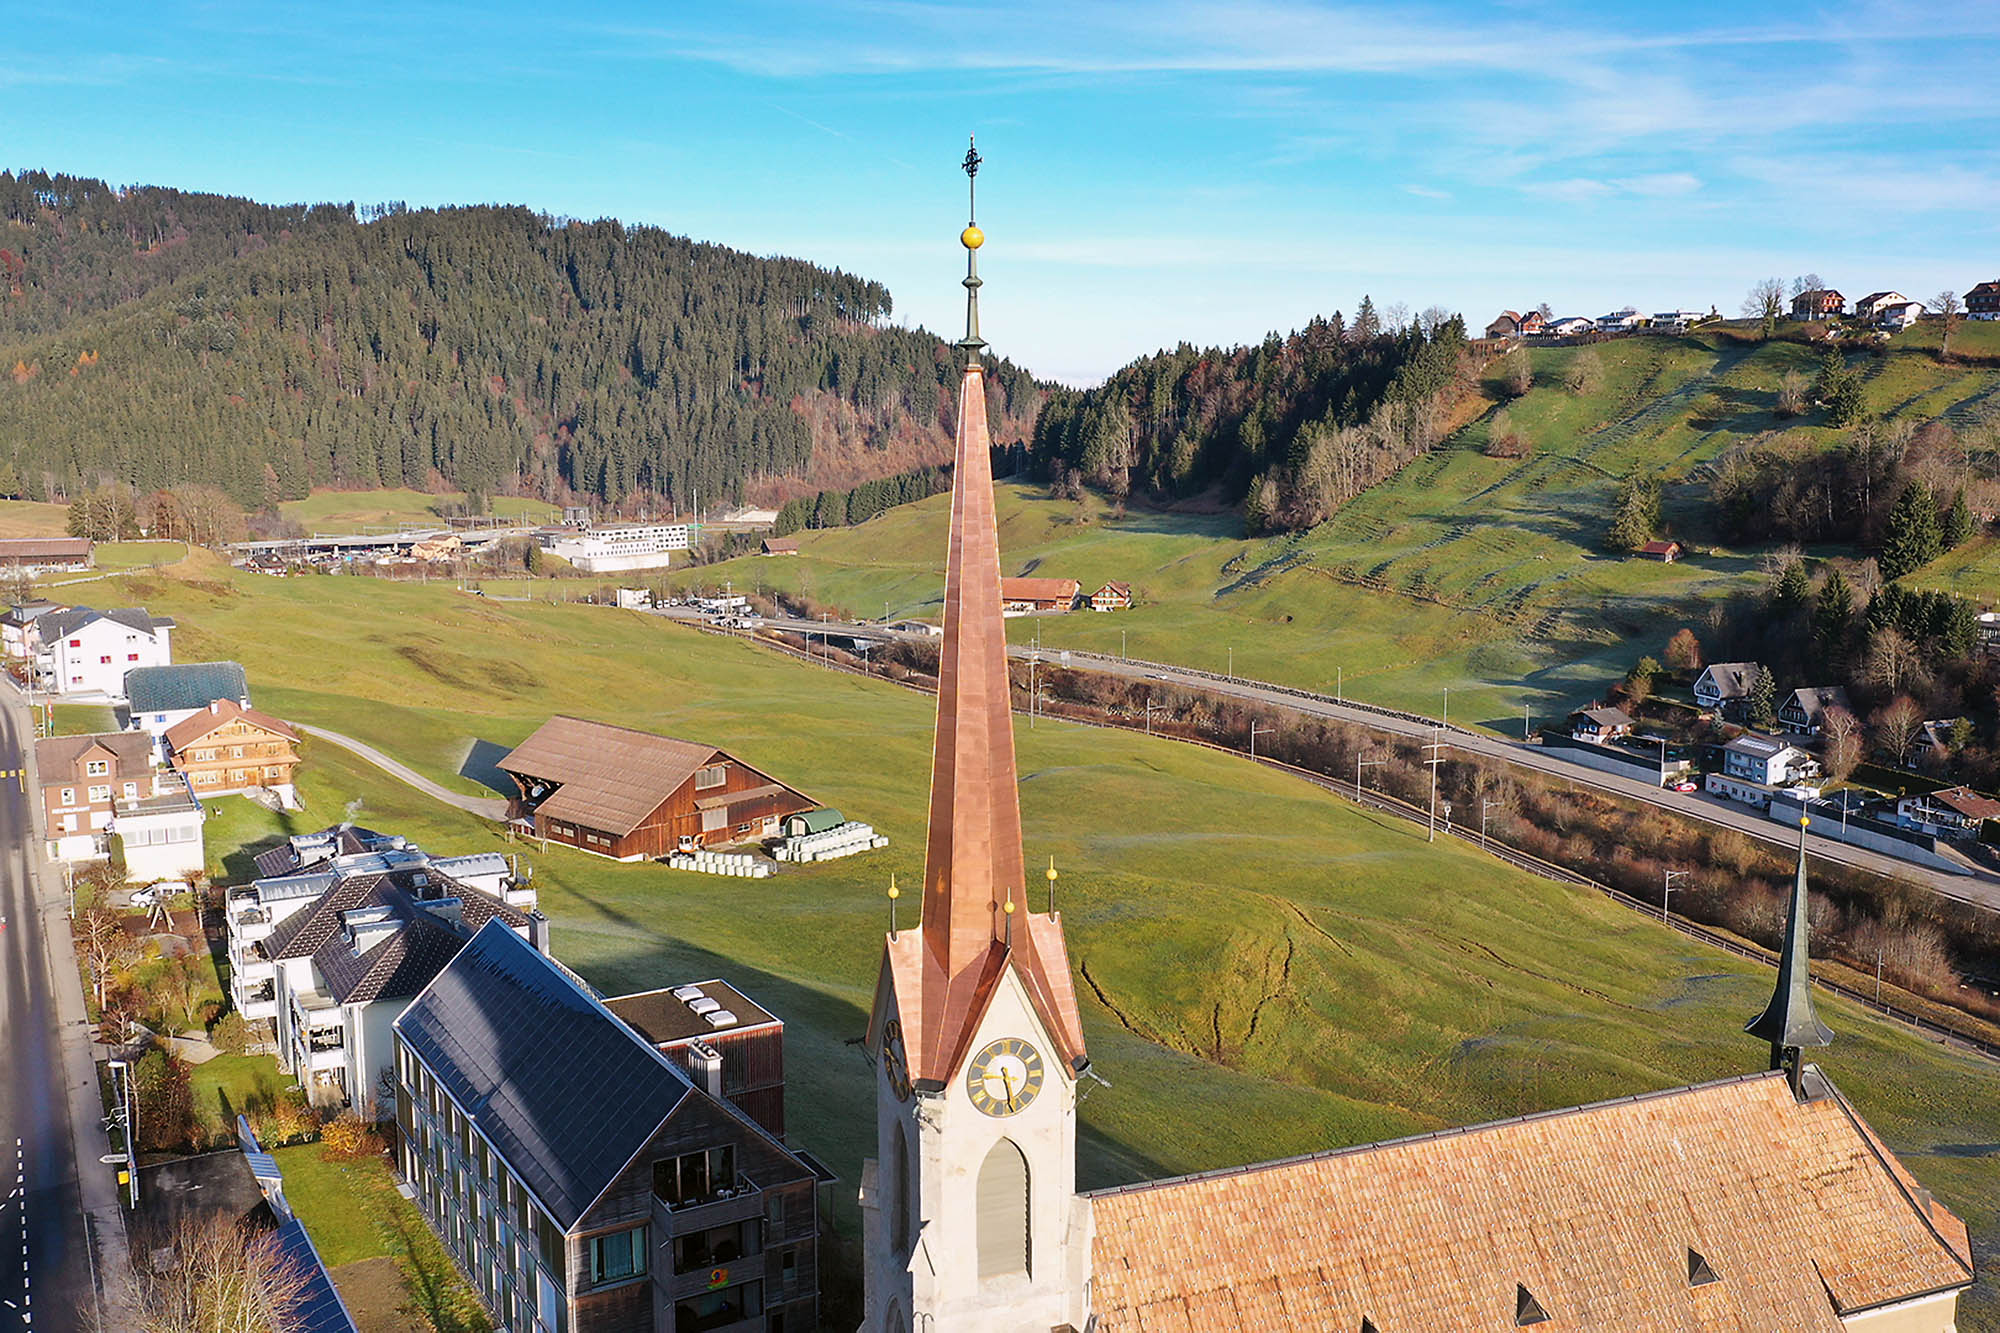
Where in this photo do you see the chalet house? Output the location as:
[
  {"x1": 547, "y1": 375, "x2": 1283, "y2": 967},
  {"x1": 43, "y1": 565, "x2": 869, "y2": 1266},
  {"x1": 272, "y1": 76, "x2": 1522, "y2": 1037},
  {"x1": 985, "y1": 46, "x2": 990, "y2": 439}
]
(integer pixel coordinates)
[
  {"x1": 165, "y1": 699, "x2": 302, "y2": 806},
  {"x1": 1089, "y1": 581, "x2": 1132, "y2": 612},
  {"x1": 1484, "y1": 311, "x2": 1522, "y2": 339},
  {"x1": 1896, "y1": 786, "x2": 2000, "y2": 841},
  {"x1": 225, "y1": 824, "x2": 534, "y2": 1030},
  {"x1": 409, "y1": 534, "x2": 463, "y2": 563},
  {"x1": 1777, "y1": 686, "x2": 1852, "y2": 736},
  {"x1": 1877, "y1": 300, "x2": 1925, "y2": 331},
  {"x1": 33, "y1": 730, "x2": 189, "y2": 866},
  {"x1": 1636, "y1": 539, "x2": 1683, "y2": 562},
  {"x1": 998, "y1": 577, "x2": 1079, "y2": 614},
  {"x1": 604, "y1": 980, "x2": 790, "y2": 1140},
  {"x1": 1854, "y1": 291, "x2": 1908, "y2": 320},
  {"x1": 1518, "y1": 309, "x2": 1547, "y2": 335},
  {"x1": 1568, "y1": 705, "x2": 1634, "y2": 742},
  {"x1": 1790, "y1": 289, "x2": 1845, "y2": 321},
  {"x1": 394, "y1": 921, "x2": 822, "y2": 1333},
  {"x1": 254, "y1": 858, "x2": 543, "y2": 1107},
  {"x1": 760, "y1": 537, "x2": 800, "y2": 556},
  {"x1": 499, "y1": 715, "x2": 815, "y2": 858},
  {"x1": 37, "y1": 606, "x2": 174, "y2": 698},
  {"x1": 0, "y1": 538, "x2": 92, "y2": 574},
  {"x1": 1, "y1": 601, "x2": 63, "y2": 659},
  {"x1": 1721, "y1": 732, "x2": 1818, "y2": 787},
  {"x1": 1693, "y1": 661, "x2": 1761, "y2": 719},
  {"x1": 1964, "y1": 280, "x2": 2000, "y2": 320},
  {"x1": 124, "y1": 661, "x2": 251, "y2": 737}
]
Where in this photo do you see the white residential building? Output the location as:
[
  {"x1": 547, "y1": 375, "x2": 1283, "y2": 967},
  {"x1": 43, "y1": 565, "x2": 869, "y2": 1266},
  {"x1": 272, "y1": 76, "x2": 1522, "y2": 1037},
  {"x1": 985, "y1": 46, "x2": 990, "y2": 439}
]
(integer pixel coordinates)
[
  {"x1": 538, "y1": 523, "x2": 692, "y2": 573},
  {"x1": 38, "y1": 607, "x2": 174, "y2": 698},
  {"x1": 115, "y1": 782, "x2": 206, "y2": 883}
]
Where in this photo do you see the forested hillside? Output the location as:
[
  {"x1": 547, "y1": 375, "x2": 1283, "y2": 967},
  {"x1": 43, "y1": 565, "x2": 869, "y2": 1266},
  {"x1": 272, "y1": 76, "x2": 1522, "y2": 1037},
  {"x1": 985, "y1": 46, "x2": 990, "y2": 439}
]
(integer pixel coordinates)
[
  {"x1": 1030, "y1": 305, "x2": 1474, "y2": 531},
  {"x1": 0, "y1": 171, "x2": 1040, "y2": 510}
]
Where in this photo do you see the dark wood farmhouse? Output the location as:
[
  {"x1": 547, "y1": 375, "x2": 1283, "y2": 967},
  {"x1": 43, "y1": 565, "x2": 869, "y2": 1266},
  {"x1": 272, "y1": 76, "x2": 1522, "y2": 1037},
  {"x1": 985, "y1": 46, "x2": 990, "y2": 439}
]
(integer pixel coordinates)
[{"x1": 498, "y1": 716, "x2": 815, "y2": 859}]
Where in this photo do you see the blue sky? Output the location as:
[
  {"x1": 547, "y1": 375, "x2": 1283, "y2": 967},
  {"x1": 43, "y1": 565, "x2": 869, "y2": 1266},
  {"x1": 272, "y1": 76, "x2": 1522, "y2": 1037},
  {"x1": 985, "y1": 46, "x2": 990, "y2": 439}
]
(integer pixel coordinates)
[{"x1": 5, "y1": 1, "x2": 1998, "y2": 382}]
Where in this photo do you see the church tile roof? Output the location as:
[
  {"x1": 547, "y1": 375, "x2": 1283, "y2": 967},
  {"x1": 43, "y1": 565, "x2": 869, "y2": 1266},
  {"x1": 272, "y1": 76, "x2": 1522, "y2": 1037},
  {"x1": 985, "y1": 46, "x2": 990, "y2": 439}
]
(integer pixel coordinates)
[{"x1": 1086, "y1": 1070, "x2": 1970, "y2": 1330}]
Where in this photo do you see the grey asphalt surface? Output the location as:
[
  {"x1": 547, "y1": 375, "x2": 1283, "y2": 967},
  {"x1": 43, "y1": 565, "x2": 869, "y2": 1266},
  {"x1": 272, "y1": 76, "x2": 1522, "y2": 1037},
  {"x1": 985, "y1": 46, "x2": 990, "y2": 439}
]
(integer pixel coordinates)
[{"x1": 0, "y1": 699, "x2": 108, "y2": 1331}]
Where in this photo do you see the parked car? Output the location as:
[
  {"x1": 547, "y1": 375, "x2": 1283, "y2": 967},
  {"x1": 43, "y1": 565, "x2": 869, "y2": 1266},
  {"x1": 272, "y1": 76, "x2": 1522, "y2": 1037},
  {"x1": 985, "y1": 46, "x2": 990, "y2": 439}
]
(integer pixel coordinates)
[{"x1": 1671, "y1": 780, "x2": 1699, "y2": 793}]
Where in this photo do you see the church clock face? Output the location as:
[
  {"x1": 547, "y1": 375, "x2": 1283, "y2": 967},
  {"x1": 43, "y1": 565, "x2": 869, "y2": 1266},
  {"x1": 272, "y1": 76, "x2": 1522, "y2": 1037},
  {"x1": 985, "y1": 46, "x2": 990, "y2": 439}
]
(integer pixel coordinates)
[
  {"x1": 882, "y1": 1019, "x2": 912, "y2": 1102},
  {"x1": 965, "y1": 1037, "x2": 1044, "y2": 1117}
]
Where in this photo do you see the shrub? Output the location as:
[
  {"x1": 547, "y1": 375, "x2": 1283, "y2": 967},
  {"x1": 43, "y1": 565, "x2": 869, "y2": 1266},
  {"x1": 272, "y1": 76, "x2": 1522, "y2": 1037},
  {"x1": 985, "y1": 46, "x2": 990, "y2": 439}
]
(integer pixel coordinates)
[
  {"x1": 208, "y1": 1011, "x2": 249, "y2": 1055},
  {"x1": 320, "y1": 1111, "x2": 383, "y2": 1159}
]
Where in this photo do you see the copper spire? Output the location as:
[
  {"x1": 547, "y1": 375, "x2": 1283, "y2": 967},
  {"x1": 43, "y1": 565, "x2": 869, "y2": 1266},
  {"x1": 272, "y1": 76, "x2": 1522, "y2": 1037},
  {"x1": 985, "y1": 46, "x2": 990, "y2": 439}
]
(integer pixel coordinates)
[
  {"x1": 894, "y1": 142, "x2": 1086, "y2": 1085},
  {"x1": 1745, "y1": 815, "x2": 1833, "y2": 1092}
]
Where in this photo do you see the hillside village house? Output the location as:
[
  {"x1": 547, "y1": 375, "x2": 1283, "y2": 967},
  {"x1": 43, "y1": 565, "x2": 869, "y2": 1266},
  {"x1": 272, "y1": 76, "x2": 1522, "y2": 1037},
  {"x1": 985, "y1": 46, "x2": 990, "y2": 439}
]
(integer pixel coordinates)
[
  {"x1": 1596, "y1": 307, "x2": 1643, "y2": 329},
  {"x1": 1088, "y1": 581, "x2": 1131, "y2": 612},
  {"x1": 760, "y1": 536, "x2": 799, "y2": 556},
  {"x1": 165, "y1": 699, "x2": 302, "y2": 805},
  {"x1": 1568, "y1": 705, "x2": 1634, "y2": 743},
  {"x1": 0, "y1": 537, "x2": 92, "y2": 574},
  {"x1": 1, "y1": 601, "x2": 62, "y2": 660},
  {"x1": 1547, "y1": 315, "x2": 1594, "y2": 335},
  {"x1": 1694, "y1": 661, "x2": 1762, "y2": 719},
  {"x1": 1854, "y1": 291, "x2": 1908, "y2": 320},
  {"x1": 1878, "y1": 300, "x2": 1926, "y2": 330},
  {"x1": 1484, "y1": 311, "x2": 1523, "y2": 338},
  {"x1": 1791, "y1": 288, "x2": 1845, "y2": 321},
  {"x1": 34, "y1": 731, "x2": 202, "y2": 873},
  {"x1": 38, "y1": 606, "x2": 174, "y2": 697},
  {"x1": 540, "y1": 523, "x2": 691, "y2": 573},
  {"x1": 123, "y1": 661, "x2": 251, "y2": 737},
  {"x1": 499, "y1": 715, "x2": 815, "y2": 858},
  {"x1": 1721, "y1": 733, "x2": 1818, "y2": 787},
  {"x1": 1778, "y1": 686, "x2": 1852, "y2": 737},
  {"x1": 1636, "y1": 539, "x2": 1683, "y2": 562},
  {"x1": 225, "y1": 824, "x2": 534, "y2": 1029},
  {"x1": 1965, "y1": 280, "x2": 2000, "y2": 319},
  {"x1": 1896, "y1": 786, "x2": 2000, "y2": 841},
  {"x1": 394, "y1": 922, "x2": 823, "y2": 1333},
  {"x1": 998, "y1": 577, "x2": 1078, "y2": 613}
]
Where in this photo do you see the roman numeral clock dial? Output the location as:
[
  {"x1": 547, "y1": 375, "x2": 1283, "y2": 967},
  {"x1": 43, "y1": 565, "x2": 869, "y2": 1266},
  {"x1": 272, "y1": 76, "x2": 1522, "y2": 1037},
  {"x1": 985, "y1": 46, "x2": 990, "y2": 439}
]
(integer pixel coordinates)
[{"x1": 965, "y1": 1038, "x2": 1045, "y2": 1117}]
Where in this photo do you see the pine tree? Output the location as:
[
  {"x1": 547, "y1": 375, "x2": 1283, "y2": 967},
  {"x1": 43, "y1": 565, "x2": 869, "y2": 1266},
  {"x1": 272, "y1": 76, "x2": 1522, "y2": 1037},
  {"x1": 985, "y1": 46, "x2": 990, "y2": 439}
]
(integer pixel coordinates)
[
  {"x1": 1879, "y1": 480, "x2": 1942, "y2": 579},
  {"x1": 1748, "y1": 666, "x2": 1778, "y2": 732},
  {"x1": 1771, "y1": 560, "x2": 1812, "y2": 619},
  {"x1": 1942, "y1": 487, "x2": 1974, "y2": 548},
  {"x1": 1812, "y1": 567, "x2": 1853, "y2": 653},
  {"x1": 1351, "y1": 296, "x2": 1380, "y2": 341}
]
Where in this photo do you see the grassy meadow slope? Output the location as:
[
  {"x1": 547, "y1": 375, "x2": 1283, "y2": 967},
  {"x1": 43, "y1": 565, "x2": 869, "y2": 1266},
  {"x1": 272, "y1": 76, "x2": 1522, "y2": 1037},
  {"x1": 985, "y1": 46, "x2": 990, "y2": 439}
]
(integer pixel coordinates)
[
  {"x1": 668, "y1": 323, "x2": 2000, "y2": 731},
  {"x1": 93, "y1": 553, "x2": 2000, "y2": 1320},
  {"x1": 278, "y1": 488, "x2": 559, "y2": 531}
]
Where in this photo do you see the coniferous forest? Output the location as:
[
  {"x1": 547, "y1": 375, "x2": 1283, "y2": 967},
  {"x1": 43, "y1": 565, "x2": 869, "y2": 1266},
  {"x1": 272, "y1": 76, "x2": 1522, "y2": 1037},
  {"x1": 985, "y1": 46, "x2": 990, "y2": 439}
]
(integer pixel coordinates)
[{"x1": 0, "y1": 170, "x2": 1041, "y2": 510}]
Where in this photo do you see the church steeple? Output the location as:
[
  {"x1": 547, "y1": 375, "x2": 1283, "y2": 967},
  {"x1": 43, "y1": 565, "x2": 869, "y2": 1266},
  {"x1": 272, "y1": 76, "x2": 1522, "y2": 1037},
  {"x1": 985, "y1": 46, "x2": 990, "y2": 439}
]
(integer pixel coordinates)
[
  {"x1": 958, "y1": 136, "x2": 986, "y2": 370},
  {"x1": 1745, "y1": 815, "x2": 1833, "y2": 1093}
]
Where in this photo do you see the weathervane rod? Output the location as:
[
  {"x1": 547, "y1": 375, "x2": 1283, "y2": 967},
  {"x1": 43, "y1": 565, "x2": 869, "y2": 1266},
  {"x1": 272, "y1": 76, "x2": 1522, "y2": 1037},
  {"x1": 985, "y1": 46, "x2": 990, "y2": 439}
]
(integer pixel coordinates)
[{"x1": 958, "y1": 134, "x2": 987, "y2": 370}]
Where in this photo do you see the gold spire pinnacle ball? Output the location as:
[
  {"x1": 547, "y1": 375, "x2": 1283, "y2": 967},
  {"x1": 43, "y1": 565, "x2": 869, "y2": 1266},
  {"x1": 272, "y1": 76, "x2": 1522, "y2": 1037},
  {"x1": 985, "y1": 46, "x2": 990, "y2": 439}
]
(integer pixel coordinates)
[{"x1": 961, "y1": 224, "x2": 985, "y2": 251}]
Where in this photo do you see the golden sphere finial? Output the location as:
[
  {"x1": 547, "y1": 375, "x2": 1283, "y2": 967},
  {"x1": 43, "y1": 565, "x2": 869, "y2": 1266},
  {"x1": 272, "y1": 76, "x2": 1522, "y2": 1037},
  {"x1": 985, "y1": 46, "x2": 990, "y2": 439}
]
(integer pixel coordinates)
[
  {"x1": 1003, "y1": 898, "x2": 1016, "y2": 915},
  {"x1": 961, "y1": 224, "x2": 985, "y2": 251},
  {"x1": 888, "y1": 884, "x2": 900, "y2": 900},
  {"x1": 1800, "y1": 815, "x2": 1811, "y2": 829}
]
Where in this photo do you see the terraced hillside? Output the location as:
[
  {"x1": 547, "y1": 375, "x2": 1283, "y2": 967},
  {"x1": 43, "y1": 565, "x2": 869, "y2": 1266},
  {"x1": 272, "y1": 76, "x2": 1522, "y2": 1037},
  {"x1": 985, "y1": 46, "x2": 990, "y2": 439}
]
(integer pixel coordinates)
[{"x1": 672, "y1": 322, "x2": 2000, "y2": 731}]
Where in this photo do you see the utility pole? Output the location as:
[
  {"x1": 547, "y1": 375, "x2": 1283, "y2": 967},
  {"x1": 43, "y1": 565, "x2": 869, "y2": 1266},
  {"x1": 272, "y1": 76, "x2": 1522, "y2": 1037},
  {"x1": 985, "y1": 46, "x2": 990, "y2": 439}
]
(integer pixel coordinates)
[
  {"x1": 1442, "y1": 686, "x2": 1449, "y2": 731},
  {"x1": 1336, "y1": 666, "x2": 1342, "y2": 703},
  {"x1": 1145, "y1": 697, "x2": 1161, "y2": 737},
  {"x1": 1662, "y1": 869, "x2": 1690, "y2": 925},
  {"x1": 1250, "y1": 722, "x2": 1273, "y2": 762},
  {"x1": 1875, "y1": 945, "x2": 1884, "y2": 1003},
  {"x1": 1227, "y1": 646, "x2": 1233, "y2": 681},
  {"x1": 1423, "y1": 732, "x2": 1448, "y2": 842},
  {"x1": 1356, "y1": 756, "x2": 1385, "y2": 800},
  {"x1": 1482, "y1": 799, "x2": 1501, "y2": 851}
]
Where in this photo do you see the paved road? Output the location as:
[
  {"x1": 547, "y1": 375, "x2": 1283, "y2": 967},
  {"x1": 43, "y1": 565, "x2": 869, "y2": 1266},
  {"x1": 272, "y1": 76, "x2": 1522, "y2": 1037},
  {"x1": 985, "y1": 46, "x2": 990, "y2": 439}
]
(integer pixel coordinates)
[
  {"x1": 294, "y1": 724, "x2": 509, "y2": 820},
  {"x1": 671, "y1": 607, "x2": 2000, "y2": 913},
  {"x1": 0, "y1": 698, "x2": 124, "y2": 1331}
]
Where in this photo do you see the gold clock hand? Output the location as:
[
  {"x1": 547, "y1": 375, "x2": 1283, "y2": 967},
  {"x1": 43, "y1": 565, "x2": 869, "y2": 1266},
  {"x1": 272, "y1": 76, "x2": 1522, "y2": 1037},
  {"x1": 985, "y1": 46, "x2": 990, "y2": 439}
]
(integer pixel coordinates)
[{"x1": 1001, "y1": 1066, "x2": 1018, "y2": 1110}]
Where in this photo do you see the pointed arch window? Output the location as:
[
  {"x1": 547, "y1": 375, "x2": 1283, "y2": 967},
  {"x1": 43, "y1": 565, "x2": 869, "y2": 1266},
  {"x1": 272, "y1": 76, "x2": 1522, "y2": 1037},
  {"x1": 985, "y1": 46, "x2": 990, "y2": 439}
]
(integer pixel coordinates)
[
  {"x1": 976, "y1": 1138, "x2": 1030, "y2": 1280},
  {"x1": 892, "y1": 1121, "x2": 912, "y2": 1254}
]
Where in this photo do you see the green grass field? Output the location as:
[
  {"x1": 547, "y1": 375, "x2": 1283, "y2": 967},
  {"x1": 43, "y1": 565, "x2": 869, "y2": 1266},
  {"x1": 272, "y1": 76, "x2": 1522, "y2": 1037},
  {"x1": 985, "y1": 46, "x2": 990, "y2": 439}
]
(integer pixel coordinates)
[
  {"x1": 0, "y1": 499, "x2": 69, "y2": 537},
  {"x1": 117, "y1": 552, "x2": 2000, "y2": 1323},
  {"x1": 279, "y1": 487, "x2": 558, "y2": 532},
  {"x1": 654, "y1": 326, "x2": 2000, "y2": 732}
]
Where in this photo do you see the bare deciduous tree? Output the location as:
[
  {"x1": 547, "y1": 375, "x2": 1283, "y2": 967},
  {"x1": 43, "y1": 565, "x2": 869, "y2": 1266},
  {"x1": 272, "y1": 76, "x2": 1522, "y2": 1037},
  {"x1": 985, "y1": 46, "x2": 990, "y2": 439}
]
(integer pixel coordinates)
[
  {"x1": 1821, "y1": 705, "x2": 1863, "y2": 784},
  {"x1": 1742, "y1": 278, "x2": 1786, "y2": 338},
  {"x1": 1872, "y1": 694, "x2": 1924, "y2": 767},
  {"x1": 110, "y1": 1215, "x2": 312, "y2": 1333},
  {"x1": 1927, "y1": 289, "x2": 1964, "y2": 359},
  {"x1": 1864, "y1": 627, "x2": 1928, "y2": 696}
]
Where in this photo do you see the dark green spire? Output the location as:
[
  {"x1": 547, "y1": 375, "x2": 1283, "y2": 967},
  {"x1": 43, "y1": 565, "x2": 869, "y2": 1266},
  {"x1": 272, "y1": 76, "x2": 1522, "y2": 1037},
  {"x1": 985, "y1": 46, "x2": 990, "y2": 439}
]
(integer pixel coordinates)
[
  {"x1": 1745, "y1": 814, "x2": 1833, "y2": 1092},
  {"x1": 957, "y1": 135, "x2": 987, "y2": 371}
]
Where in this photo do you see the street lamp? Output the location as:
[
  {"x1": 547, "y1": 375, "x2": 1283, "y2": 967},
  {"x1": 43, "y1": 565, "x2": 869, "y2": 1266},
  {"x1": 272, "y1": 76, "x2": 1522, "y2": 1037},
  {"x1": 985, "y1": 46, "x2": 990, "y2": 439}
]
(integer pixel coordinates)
[
  {"x1": 1336, "y1": 666, "x2": 1342, "y2": 703},
  {"x1": 1120, "y1": 628, "x2": 1126, "y2": 662},
  {"x1": 1662, "y1": 869, "x2": 1691, "y2": 925},
  {"x1": 1227, "y1": 646, "x2": 1234, "y2": 681},
  {"x1": 1423, "y1": 731, "x2": 1448, "y2": 842}
]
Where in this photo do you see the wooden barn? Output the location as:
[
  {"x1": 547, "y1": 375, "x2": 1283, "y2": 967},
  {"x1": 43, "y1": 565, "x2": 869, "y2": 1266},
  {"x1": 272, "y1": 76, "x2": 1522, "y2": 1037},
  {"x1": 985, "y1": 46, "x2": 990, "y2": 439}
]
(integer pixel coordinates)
[{"x1": 497, "y1": 715, "x2": 815, "y2": 859}]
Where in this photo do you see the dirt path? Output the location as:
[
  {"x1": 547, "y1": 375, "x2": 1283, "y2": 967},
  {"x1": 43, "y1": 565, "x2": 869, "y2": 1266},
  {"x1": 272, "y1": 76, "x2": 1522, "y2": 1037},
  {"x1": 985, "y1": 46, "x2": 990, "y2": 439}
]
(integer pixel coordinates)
[{"x1": 294, "y1": 724, "x2": 508, "y2": 820}]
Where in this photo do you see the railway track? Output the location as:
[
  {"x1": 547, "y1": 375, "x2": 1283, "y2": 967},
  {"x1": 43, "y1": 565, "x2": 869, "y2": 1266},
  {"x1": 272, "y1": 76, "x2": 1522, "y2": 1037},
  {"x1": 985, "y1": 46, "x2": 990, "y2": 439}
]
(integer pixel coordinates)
[{"x1": 714, "y1": 620, "x2": 2000, "y2": 1064}]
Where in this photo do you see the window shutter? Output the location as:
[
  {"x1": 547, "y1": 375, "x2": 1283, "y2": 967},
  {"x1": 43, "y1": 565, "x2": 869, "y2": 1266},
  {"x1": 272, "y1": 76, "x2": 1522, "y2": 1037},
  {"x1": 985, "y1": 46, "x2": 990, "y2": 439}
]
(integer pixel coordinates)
[{"x1": 975, "y1": 1139, "x2": 1030, "y2": 1280}]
